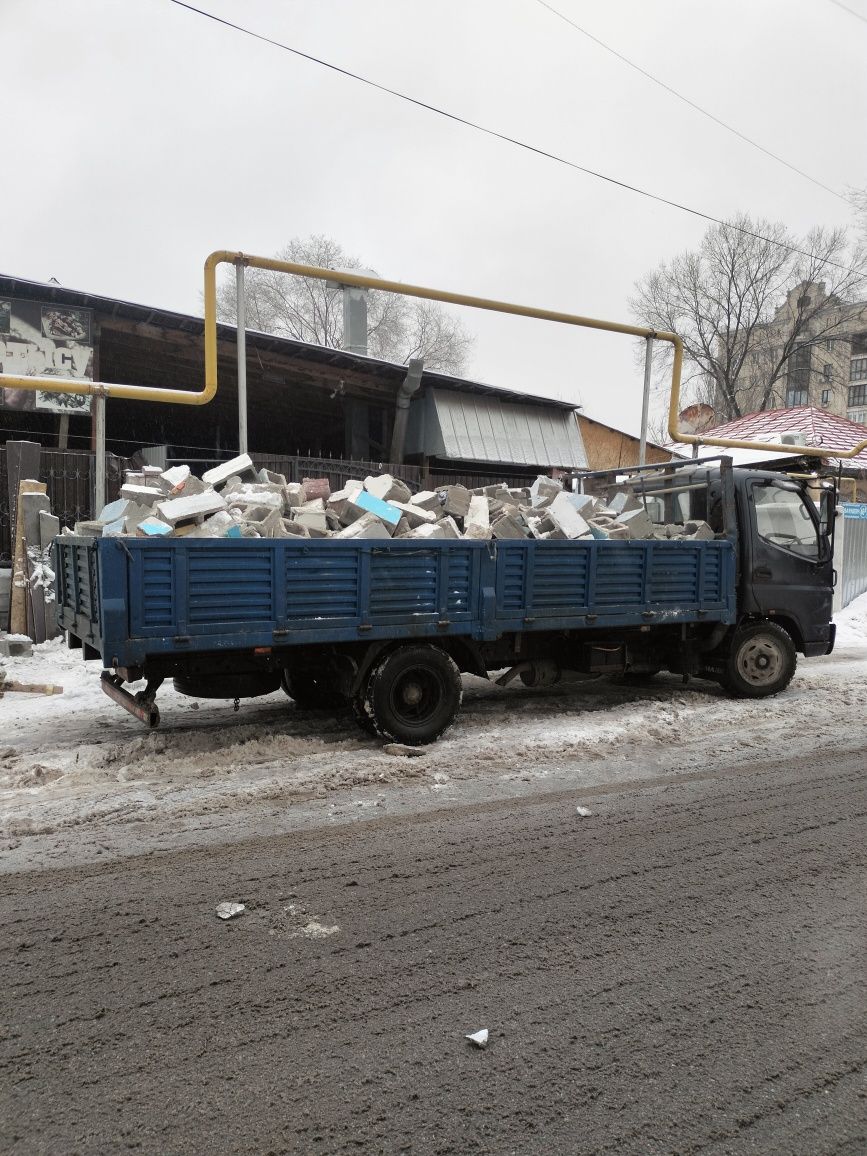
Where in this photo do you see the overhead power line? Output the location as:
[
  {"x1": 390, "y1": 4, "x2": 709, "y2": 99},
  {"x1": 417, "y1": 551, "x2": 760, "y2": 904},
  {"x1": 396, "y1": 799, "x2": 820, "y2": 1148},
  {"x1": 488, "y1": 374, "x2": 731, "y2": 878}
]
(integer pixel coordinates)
[
  {"x1": 827, "y1": 0, "x2": 867, "y2": 25},
  {"x1": 166, "y1": 0, "x2": 859, "y2": 275},
  {"x1": 534, "y1": 0, "x2": 849, "y2": 204}
]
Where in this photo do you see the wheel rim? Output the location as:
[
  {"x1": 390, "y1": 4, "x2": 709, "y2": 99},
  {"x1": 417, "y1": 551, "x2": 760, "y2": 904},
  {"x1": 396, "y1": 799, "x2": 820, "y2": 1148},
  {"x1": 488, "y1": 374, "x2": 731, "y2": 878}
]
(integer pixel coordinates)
[
  {"x1": 736, "y1": 635, "x2": 785, "y2": 687},
  {"x1": 388, "y1": 665, "x2": 444, "y2": 725}
]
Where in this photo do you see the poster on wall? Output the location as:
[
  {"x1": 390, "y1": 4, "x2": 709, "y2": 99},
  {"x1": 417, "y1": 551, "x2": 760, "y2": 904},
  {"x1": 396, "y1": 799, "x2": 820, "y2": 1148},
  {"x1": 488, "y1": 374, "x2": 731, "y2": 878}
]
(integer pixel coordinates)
[{"x1": 0, "y1": 298, "x2": 93, "y2": 415}]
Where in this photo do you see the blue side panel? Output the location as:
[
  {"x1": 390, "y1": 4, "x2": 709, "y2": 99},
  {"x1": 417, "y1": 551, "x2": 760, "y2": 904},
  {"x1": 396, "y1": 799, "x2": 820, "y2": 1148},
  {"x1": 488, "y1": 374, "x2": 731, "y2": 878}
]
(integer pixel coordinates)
[{"x1": 54, "y1": 535, "x2": 737, "y2": 668}]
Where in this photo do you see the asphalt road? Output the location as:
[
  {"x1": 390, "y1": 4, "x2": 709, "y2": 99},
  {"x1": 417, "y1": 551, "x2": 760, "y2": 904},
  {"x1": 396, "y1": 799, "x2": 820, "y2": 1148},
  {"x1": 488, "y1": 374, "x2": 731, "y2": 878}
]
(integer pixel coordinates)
[{"x1": 2, "y1": 750, "x2": 865, "y2": 1155}]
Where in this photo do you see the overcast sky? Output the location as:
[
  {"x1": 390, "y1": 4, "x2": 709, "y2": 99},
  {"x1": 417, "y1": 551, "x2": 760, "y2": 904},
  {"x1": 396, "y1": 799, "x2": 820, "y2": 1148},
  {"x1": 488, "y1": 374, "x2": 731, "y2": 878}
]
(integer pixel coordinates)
[{"x1": 5, "y1": 0, "x2": 866, "y2": 436}]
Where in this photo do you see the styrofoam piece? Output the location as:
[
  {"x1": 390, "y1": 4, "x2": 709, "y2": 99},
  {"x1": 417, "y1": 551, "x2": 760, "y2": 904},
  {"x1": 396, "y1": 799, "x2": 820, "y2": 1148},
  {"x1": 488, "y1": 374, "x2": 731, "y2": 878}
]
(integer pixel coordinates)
[
  {"x1": 202, "y1": 453, "x2": 255, "y2": 488},
  {"x1": 353, "y1": 489, "x2": 401, "y2": 528},
  {"x1": 466, "y1": 1029, "x2": 488, "y2": 1048},
  {"x1": 136, "y1": 520, "x2": 172, "y2": 536}
]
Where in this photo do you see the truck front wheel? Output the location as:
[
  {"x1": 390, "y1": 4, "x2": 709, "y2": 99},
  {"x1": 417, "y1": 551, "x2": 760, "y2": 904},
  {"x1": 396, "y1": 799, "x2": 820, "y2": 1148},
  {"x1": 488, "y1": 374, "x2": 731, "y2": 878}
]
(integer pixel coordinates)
[
  {"x1": 718, "y1": 622, "x2": 796, "y2": 698},
  {"x1": 362, "y1": 645, "x2": 462, "y2": 745}
]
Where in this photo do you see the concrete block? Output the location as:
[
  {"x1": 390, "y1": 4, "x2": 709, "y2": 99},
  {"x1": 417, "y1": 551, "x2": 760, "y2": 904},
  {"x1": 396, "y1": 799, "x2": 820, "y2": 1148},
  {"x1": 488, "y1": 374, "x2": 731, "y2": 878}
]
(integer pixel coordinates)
[
  {"x1": 72, "y1": 521, "x2": 105, "y2": 537},
  {"x1": 530, "y1": 475, "x2": 562, "y2": 505},
  {"x1": 565, "y1": 491, "x2": 599, "y2": 517},
  {"x1": 507, "y1": 487, "x2": 531, "y2": 504},
  {"x1": 102, "y1": 517, "x2": 127, "y2": 537},
  {"x1": 588, "y1": 518, "x2": 629, "y2": 540},
  {"x1": 186, "y1": 510, "x2": 236, "y2": 538},
  {"x1": 409, "y1": 490, "x2": 442, "y2": 513},
  {"x1": 281, "y1": 520, "x2": 309, "y2": 537},
  {"x1": 302, "y1": 477, "x2": 331, "y2": 501},
  {"x1": 202, "y1": 453, "x2": 255, "y2": 488},
  {"x1": 483, "y1": 485, "x2": 511, "y2": 502},
  {"x1": 682, "y1": 520, "x2": 714, "y2": 540},
  {"x1": 156, "y1": 491, "x2": 228, "y2": 526},
  {"x1": 440, "y1": 484, "x2": 471, "y2": 519},
  {"x1": 161, "y1": 464, "x2": 190, "y2": 491},
  {"x1": 120, "y1": 484, "x2": 161, "y2": 507},
  {"x1": 393, "y1": 517, "x2": 412, "y2": 537},
  {"x1": 123, "y1": 502, "x2": 156, "y2": 534},
  {"x1": 388, "y1": 500, "x2": 437, "y2": 528},
  {"x1": 0, "y1": 636, "x2": 33, "y2": 658},
  {"x1": 39, "y1": 511, "x2": 61, "y2": 550},
  {"x1": 285, "y1": 483, "x2": 305, "y2": 508},
  {"x1": 492, "y1": 513, "x2": 529, "y2": 540},
  {"x1": 545, "y1": 493, "x2": 591, "y2": 539},
  {"x1": 618, "y1": 506, "x2": 654, "y2": 540},
  {"x1": 609, "y1": 490, "x2": 641, "y2": 516},
  {"x1": 407, "y1": 522, "x2": 446, "y2": 539},
  {"x1": 364, "y1": 474, "x2": 412, "y2": 504},
  {"x1": 327, "y1": 482, "x2": 363, "y2": 519},
  {"x1": 292, "y1": 508, "x2": 329, "y2": 534},
  {"x1": 466, "y1": 494, "x2": 489, "y2": 528},
  {"x1": 335, "y1": 513, "x2": 392, "y2": 540},
  {"x1": 142, "y1": 466, "x2": 164, "y2": 482},
  {"x1": 436, "y1": 516, "x2": 462, "y2": 539},
  {"x1": 298, "y1": 497, "x2": 326, "y2": 513},
  {"x1": 257, "y1": 468, "x2": 287, "y2": 487},
  {"x1": 97, "y1": 498, "x2": 130, "y2": 524}
]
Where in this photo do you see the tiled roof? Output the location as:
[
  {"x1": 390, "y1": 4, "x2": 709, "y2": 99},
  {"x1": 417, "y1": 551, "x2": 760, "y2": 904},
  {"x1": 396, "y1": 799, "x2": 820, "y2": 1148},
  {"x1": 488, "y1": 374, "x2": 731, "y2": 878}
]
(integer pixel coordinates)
[{"x1": 704, "y1": 406, "x2": 867, "y2": 468}]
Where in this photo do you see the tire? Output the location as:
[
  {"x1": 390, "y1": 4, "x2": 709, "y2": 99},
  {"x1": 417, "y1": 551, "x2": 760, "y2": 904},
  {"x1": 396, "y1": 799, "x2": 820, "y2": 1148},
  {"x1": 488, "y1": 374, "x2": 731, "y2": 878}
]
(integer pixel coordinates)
[
  {"x1": 351, "y1": 672, "x2": 381, "y2": 737},
  {"x1": 363, "y1": 646, "x2": 462, "y2": 746},
  {"x1": 281, "y1": 670, "x2": 348, "y2": 711},
  {"x1": 718, "y1": 622, "x2": 796, "y2": 698}
]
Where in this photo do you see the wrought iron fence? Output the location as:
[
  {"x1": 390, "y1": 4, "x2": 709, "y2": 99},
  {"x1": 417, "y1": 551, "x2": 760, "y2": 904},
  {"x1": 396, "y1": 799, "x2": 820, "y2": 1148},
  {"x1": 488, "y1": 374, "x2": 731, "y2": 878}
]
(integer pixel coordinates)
[{"x1": 0, "y1": 446, "x2": 126, "y2": 563}]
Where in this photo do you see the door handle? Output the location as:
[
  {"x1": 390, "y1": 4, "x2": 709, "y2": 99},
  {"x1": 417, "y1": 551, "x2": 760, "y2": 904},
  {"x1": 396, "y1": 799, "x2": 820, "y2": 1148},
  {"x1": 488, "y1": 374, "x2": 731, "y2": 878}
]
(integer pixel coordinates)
[{"x1": 753, "y1": 567, "x2": 772, "y2": 579}]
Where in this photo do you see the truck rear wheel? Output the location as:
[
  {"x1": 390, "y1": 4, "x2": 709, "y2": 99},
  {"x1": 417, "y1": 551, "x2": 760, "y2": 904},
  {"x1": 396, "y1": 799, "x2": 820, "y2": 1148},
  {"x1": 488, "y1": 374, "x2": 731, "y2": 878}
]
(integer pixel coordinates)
[
  {"x1": 362, "y1": 645, "x2": 462, "y2": 745},
  {"x1": 718, "y1": 622, "x2": 796, "y2": 698}
]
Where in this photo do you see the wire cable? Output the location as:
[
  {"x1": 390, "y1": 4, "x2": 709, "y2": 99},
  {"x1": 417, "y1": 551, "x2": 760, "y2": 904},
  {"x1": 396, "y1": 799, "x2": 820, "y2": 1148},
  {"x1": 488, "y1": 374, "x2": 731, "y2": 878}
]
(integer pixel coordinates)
[
  {"x1": 166, "y1": 0, "x2": 859, "y2": 275},
  {"x1": 827, "y1": 0, "x2": 867, "y2": 25},
  {"x1": 534, "y1": 0, "x2": 849, "y2": 203}
]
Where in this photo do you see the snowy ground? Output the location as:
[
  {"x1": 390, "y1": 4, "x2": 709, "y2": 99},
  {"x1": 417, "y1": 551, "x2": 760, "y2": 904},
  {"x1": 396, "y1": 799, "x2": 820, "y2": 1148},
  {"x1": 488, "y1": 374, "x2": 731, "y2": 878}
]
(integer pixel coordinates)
[{"x1": 2, "y1": 595, "x2": 867, "y2": 872}]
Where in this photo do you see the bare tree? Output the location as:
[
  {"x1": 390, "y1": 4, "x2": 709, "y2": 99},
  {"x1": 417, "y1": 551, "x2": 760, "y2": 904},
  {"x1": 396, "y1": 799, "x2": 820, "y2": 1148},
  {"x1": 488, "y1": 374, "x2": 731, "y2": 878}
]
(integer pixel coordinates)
[
  {"x1": 631, "y1": 214, "x2": 867, "y2": 422},
  {"x1": 216, "y1": 234, "x2": 473, "y2": 375}
]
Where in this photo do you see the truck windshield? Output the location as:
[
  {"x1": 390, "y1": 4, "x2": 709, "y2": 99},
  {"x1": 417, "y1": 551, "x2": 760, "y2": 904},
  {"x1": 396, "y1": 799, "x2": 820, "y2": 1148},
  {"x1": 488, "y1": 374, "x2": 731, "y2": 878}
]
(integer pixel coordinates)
[{"x1": 752, "y1": 483, "x2": 819, "y2": 559}]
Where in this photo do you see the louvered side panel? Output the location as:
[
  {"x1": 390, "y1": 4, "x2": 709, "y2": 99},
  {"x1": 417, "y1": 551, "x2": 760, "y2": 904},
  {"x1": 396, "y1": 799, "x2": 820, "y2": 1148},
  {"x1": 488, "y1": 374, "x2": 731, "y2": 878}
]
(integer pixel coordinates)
[
  {"x1": 497, "y1": 547, "x2": 526, "y2": 616},
  {"x1": 648, "y1": 548, "x2": 700, "y2": 605},
  {"x1": 446, "y1": 550, "x2": 473, "y2": 617},
  {"x1": 528, "y1": 544, "x2": 591, "y2": 613},
  {"x1": 594, "y1": 547, "x2": 645, "y2": 607},
  {"x1": 369, "y1": 552, "x2": 438, "y2": 617},
  {"x1": 75, "y1": 546, "x2": 92, "y2": 617},
  {"x1": 286, "y1": 548, "x2": 359, "y2": 621},
  {"x1": 703, "y1": 547, "x2": 723, "y2": 602},
  {"x1": 139, "y1": 548, "x2": 174, "y2": 629},
  {"x1": 188, "y1": 547, "x2": 273, "y2": 624}
]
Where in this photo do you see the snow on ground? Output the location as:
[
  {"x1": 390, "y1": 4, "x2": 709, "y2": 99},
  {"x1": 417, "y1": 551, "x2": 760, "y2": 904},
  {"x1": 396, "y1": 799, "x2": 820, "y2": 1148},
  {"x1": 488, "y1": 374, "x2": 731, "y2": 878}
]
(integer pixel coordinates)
[{"x1": 2, "y1": 597, "x2": 866, "y2": 870}]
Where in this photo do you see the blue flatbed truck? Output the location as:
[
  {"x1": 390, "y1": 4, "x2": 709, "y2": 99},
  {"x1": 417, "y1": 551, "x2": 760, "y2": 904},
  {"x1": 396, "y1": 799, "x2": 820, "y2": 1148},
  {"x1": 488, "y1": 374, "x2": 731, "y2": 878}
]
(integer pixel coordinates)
[{"x1": 55, "y1": 459, "x2": 836, "y2": 744}]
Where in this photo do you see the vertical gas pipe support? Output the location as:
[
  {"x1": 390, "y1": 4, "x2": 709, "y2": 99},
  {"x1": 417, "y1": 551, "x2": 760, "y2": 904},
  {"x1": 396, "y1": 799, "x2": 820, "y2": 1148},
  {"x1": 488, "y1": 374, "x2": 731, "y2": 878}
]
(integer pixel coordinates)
[
  {"x1": 93, "y1": 392, "x2": 106, "y2": 516},
  {"x1": 236, "y1": 257, "x2": 248, "y2": 455},
  {"x1": 639, "y1": 335, "x2": 654, "y2": 467}
]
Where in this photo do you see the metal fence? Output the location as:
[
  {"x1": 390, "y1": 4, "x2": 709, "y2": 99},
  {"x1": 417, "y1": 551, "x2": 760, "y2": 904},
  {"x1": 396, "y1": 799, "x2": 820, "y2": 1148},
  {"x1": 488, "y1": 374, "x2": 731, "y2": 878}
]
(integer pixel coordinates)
[
  {"x1": 0, "y1": 446, "x2": 125, "y2": 564},
  {"x1": 835, "y1": 502, "x2": 867, "y2": 612}
]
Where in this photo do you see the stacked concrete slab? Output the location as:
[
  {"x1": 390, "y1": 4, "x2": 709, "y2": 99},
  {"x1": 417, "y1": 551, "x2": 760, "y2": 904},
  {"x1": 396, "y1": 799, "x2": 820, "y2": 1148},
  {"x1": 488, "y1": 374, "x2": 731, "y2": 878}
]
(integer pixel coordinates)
[{"x1": 76, "y1": 456, "x2": 715, "y2": 544}]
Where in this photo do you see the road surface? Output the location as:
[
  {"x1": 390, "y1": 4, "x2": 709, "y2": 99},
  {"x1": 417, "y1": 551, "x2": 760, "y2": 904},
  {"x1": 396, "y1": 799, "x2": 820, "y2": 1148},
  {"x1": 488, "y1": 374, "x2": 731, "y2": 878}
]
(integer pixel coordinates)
[{"x1": 2, "y1": 745, "x2": 865, "y2": 1154}]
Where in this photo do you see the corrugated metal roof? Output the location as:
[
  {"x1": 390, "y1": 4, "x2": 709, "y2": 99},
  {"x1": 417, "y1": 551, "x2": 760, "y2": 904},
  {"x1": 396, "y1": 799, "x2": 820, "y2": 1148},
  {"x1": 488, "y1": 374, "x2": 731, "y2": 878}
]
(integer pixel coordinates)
[
  {"x1": 407, "y1": 388, "x2": 587, "y2": 468},
  {"x1": 705, "y1": 406, "x2": 867, "y2": 468}
]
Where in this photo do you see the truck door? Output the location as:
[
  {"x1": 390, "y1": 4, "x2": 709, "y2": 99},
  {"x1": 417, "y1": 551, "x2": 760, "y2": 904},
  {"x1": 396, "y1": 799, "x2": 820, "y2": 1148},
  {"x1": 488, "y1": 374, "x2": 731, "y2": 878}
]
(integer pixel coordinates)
[{"x1": 744, "y1": 478, "x2": 833, "y2": 650}]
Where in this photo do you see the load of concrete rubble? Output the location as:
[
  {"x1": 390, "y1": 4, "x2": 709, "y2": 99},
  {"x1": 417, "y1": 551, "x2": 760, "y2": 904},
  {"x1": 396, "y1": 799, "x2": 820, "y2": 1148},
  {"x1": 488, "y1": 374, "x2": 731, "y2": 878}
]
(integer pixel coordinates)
[{"x1": 73, "y1": 452, "x2": 715, "y2": 543}]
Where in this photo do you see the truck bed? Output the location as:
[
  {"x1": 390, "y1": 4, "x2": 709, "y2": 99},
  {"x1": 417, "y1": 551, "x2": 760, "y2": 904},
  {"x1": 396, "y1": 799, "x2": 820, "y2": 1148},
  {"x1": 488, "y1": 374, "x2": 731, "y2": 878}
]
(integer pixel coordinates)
[{"x1": 55, "y1": 535, "x2": 737, "y2": 668}]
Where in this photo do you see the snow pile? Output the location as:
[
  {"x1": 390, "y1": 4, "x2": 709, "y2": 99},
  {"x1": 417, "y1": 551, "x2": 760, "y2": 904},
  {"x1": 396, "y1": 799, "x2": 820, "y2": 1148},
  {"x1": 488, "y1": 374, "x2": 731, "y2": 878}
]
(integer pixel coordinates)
[{"x1": 834, "y1": 590, "x2": 867, "y2": 648}]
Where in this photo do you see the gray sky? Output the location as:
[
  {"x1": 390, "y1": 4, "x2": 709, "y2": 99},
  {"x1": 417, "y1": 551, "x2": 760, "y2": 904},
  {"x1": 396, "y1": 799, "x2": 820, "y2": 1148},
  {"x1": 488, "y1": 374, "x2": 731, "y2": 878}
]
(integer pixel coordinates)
[{"x1": 5, "y1": 0, "x2": 866, "y2": 436}]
